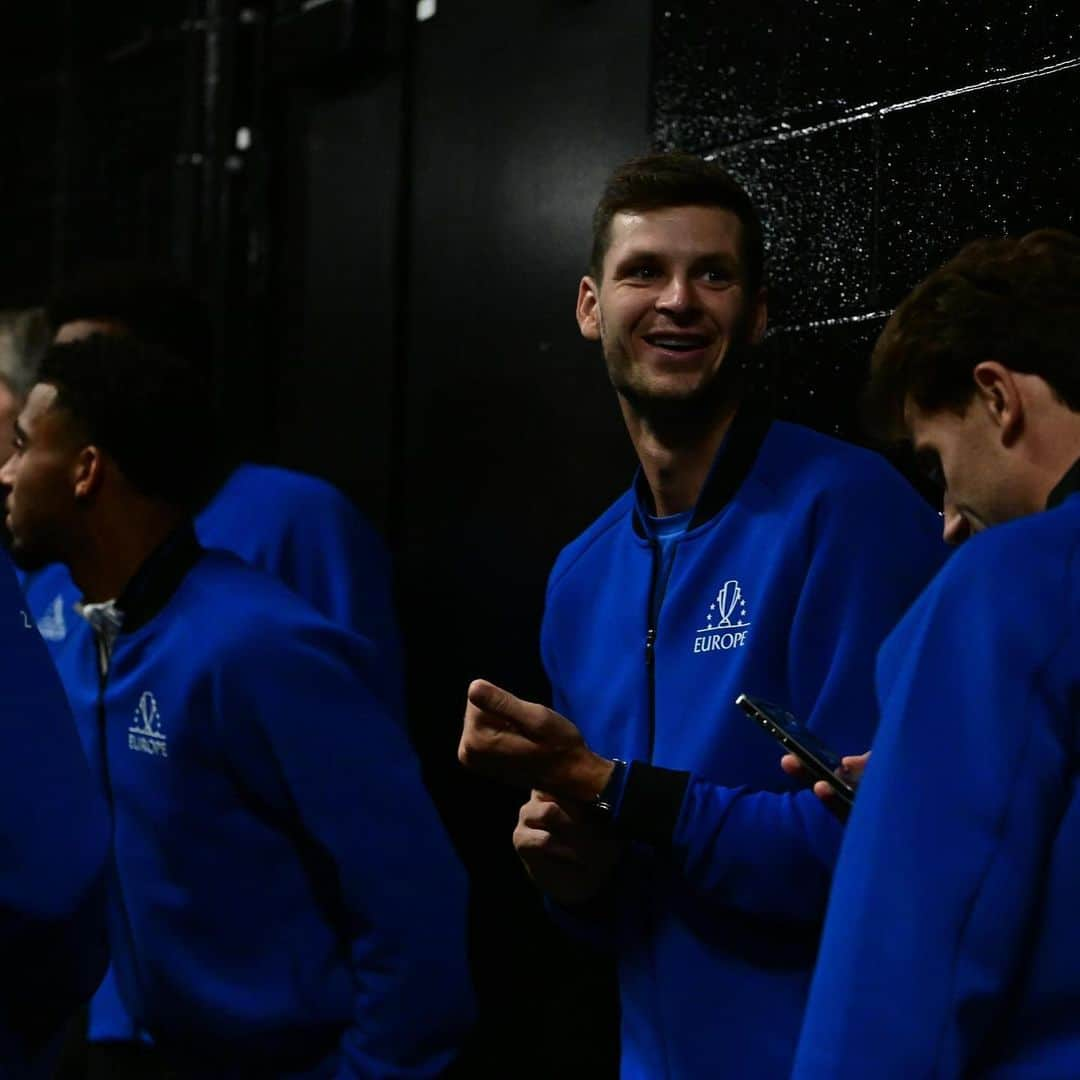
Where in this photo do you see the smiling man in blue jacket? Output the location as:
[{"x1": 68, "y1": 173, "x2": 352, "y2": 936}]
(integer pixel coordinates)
[
  {"x1": 791, "y1": 229, "x2": 1080, "y2": 1077},
  {"x1": 458, "y1": 154, "x2": 946, "y2": 1078},
  {"x1": 2, "y1": 334, "x2": 472, "y2": 1079}
]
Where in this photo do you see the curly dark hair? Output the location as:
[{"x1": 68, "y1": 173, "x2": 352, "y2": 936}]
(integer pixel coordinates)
[
  {"x1": 46, "y1": 262, "x2": 214, "y2": 373},
  {"x1": 38, "y1": 335, "x2": 222, "y2": 508},
  {"x1": 864, "y1": 229, "x2": 1080, "y2": 440},
  {"x1": 590, "y1": 153, "x2": 765, "y2": 293}
]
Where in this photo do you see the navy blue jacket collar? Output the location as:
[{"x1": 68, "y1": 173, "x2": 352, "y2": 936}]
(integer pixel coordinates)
[
  {"x1": 631, "y1": 402, "x2": 773, "y2": 537},
  {"x1": 114, "y1": 521, "x2": 204, "y2": 634},
  {"x1": 1046, "y1": 456, "x2": 1080, "y2": 510}
]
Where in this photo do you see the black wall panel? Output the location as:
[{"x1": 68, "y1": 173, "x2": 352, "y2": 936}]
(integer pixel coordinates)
[
  {"x1": 0, "y1": 4, "x2": 191, "y2": 302},
  {"x1": 400, "y1": 4, "x2": 649, "y2": 1074},
  {"x1": 271, "y1": 77, "x2": 404, "y2": 528}
]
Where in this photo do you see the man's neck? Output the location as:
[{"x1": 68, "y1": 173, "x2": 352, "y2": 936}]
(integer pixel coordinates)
[
  {"x1": 621, "y1": 397, "x2": 740, "y2": 517},
  {"x1": 68, "y1": 504, "x2": 188, "y2": 604},
  {"x1": 1021, "y1": 400, "x2": 1080, "y2": 513}
]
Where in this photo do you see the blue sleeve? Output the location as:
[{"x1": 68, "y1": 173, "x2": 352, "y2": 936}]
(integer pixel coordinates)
[
  {"x1": 270, "y1": 489, "x2": 406, "y2": 719},
  {"x1": 793, "y1": 535, "x2": 1075, "y2": 1076},
  {"x1": 0, "y1": 554, "x2": 110, "y2": 1044},
  {"x1": 204, "y1": 476, "x2": 407, "y2": 723},
  {"x1": 275, "y1": 490, "x2": 400, "y2": 646},
  {"x1": 629, "y1": 476, "x2": 947, "y2": 923},
  {"x1": 217, "y1": 619, "x2": 473, "y2": 1079}
]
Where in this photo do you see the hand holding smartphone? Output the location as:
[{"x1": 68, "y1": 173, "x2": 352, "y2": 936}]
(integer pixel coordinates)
[{"x1": 736, "y1": 694, "x2": 856, "y2": 808}]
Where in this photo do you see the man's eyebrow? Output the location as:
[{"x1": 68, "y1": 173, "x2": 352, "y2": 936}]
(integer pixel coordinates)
[{"x1": 612, "y1": 248, "x2": 662, "y2": 265}]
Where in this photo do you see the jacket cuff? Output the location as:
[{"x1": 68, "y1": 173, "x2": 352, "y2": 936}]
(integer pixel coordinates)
[{"x1": 614, "y1": 762, "x2": 690, "y2": 848}]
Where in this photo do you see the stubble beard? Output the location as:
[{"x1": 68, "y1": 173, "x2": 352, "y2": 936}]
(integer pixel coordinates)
[
  {"x1": 604, "y1": 327, "x2": 757, "y2": 436},
  {"x1": 6, "y1": 532, "x2": 55, "y2": 572},
  {"x1": 4, "y1": 512, "x2": 61, "y2": 572}
]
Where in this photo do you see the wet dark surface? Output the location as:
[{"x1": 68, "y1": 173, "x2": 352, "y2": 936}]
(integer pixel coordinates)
[
  {"x1": 721, "y1": 118, "x2": 878, "y2": 325},
  {"x1": 656, "y1": 1, "x2": 1080, "y2": 150},
  {"x1": 764, "y1": 317, "x2": 885, "y2": 441},
  {"x1": 878, "y1": 64, "x2": 1080, "y2": 304},
  {"x1": 654, "y1": 0, "x2": 1080, "y2": 449}
]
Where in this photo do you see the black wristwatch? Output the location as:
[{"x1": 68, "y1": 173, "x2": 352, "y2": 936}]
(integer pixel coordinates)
[{"x1": 590, "y1": 758, "x2": 629, "y2": 818}]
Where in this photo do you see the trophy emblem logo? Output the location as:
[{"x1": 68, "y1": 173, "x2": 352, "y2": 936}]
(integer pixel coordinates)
[
  {"x1": 704, "y1": 580, "x2": 749, "y2": 631},
  {"x1": 694, "y1": 580, "x2": 752, "y2": 654},
  {"x1": 37, "y1": 595, "x2": 67, "y2": 642},
  {"x1": 128, "y1": 691, "x2": 168, "y2": 757}
]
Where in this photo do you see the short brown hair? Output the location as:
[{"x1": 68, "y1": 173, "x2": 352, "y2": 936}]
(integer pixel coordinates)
[
  {"x1": 864, "y1": 229, "x2": 1080, "y2": 440},
  {"x1": 590, "y1": 153, "x2": 765, "y2": 292}
]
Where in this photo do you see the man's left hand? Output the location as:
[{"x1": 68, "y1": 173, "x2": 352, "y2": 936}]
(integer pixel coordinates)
[{"x1": 458, "y1": 679, "x2": 613, "y2": 800}]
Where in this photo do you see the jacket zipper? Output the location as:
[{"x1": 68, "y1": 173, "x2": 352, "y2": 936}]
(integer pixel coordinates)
[
  {"x1": 645, "y1": 542, "x2": 660, "y2": 761},
  {"x1": 94, "y1": 632, "x2": 146, "y2": 1020},
  {"x1": 95, "y1": 637, "x2": 113, "y2": 809}
]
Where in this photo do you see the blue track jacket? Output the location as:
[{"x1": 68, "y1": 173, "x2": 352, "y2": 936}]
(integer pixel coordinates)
[
  {"x1": 53, "y1": 529, "x2": 471, "y2": 1077},
  {"x1": 541, "y1": 411, "x2": 947, "y2": 1078},
  {"x1": 20, "y1": 463, "x2": 408, "y2": 1049},
  {"x1": 0, "y1": 551, "x2": 108, "y2": 1077},
  {"x1": 793, "y1": 480, "x2": 1080, "y2": 1077}
]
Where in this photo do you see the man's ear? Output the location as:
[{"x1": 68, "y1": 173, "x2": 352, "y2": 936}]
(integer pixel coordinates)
[
  {"x1": 576, "y1": 276, "x2": 601, "y2": 342},
  {"x1": 748, "y1": 286, "x2": 768, "y2": 345},
  {"x1": 973, "y1": 361, "x2": 1023, "y2": 445},
  {"x1": 73, "y1": 445, "x2": 105, "y2": 500}
]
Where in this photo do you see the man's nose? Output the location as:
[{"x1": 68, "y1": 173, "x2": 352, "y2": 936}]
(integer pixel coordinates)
[
  {"x1": 941, "y1": 494, "x2": 971, "y2": 546},
  {"x1": 655, "y1": 274, "x2": 697, "y2": 315}
]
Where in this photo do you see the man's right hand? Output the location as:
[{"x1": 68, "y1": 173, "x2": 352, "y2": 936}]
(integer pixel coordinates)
[
  {"x1": 513, "y1": 790, "x2": 620, "y2": 906},
  {"x1": 780, "y1": 751, "x2": 871, "y2": 823}
]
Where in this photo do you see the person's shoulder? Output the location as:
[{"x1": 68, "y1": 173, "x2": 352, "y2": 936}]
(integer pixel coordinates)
[
  {"x1": 890, "y1": 505, "x2": 1080, "y2": 676},
  {"x1": 160, "y1": 558, "x2": 373, "y2": 722},
  {"x1": 547, "y1": 488, "x2": 636, "y2": 594},
  {"x1": 202, "y1": 463, "x2": 383, "y2": 552},
  {"x1": 949, "y1": 501, "x2": 1080, "y2": 584},
  {"x1": 215, "y1": 462, "x2": 358, "y2": 515},
  {"x1": 179, "y1": 551, "x2": 367, "y2": 657},
  {"x1": 177, "y1": 551, "x2": 327, "y2": 633},
  {"x1": 762, "y1": 421, "x2": 914, "y2": 493},
  {"x1": 758, "y1": 421, "x2": 936, "y2": 525}
]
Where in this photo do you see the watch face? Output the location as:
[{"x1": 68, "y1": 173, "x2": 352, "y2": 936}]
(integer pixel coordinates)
[{"x1": 592, "y1": 759, "x2": 628, "y2": 817}]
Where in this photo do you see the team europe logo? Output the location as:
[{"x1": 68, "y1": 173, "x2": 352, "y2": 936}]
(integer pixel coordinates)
[
  {"x1": 128, "y1": 691, "x2": 168, "y2": 758},
  {"x1": 37, "y1": 595, "x2": 67, "y2": 642},
  {"x1": 693, "y1": 579, "x2": 752, "y2": 654}
]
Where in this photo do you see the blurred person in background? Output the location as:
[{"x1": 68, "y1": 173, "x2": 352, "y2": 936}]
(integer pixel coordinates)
[
  {"x1": 26, "y1": 263, "x2": 404, "y2": 711},
  {"x1": 19, "y1": 263, "x2": 409, "y2": 1074},
  {"x1": 4, "y1": 334, "x2": 472, "y2": 1079}
]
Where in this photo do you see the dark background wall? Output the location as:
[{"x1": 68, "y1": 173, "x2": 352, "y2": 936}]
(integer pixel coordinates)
[
  {"x1": 1, "y1": 2, "x2": 648, "y2": 1075},
  {"x1": 397, "y1": 3, "x2": 647, "y2": 1074},
  {"x1": 655, "y1": 2, "x2": 1080, "y2": 449},
  {"x1": 3, "y1": 2, "x2": 1079, "y2": 1076}
]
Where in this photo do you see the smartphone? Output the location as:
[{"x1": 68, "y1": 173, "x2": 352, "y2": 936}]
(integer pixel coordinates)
[{"x1": 735, "y1": 694, "x2": 856, "y2": 807}]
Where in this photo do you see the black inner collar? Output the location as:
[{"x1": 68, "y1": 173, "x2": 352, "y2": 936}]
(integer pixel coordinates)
[
  {"x1": 111, "y1": 521, "x2": 203, "y2": 634},
  {"x1": 632, "y1": 399, "x2": 773, "y2": 536},
  {"x1": 1046, "y1": 456, "x2": 1080, "y2": 510}
]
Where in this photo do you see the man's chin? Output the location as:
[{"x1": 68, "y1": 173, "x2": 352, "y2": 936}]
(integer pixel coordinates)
[
  {"x1": 609, "y1": 341, "x2": 757, "y2": 415},
  {"x1": 613, "y1": 371, "x2": 742, "y2": 425},
  {"x1": 5, "y1": 540, "x2": 56, "y2": 573}
]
